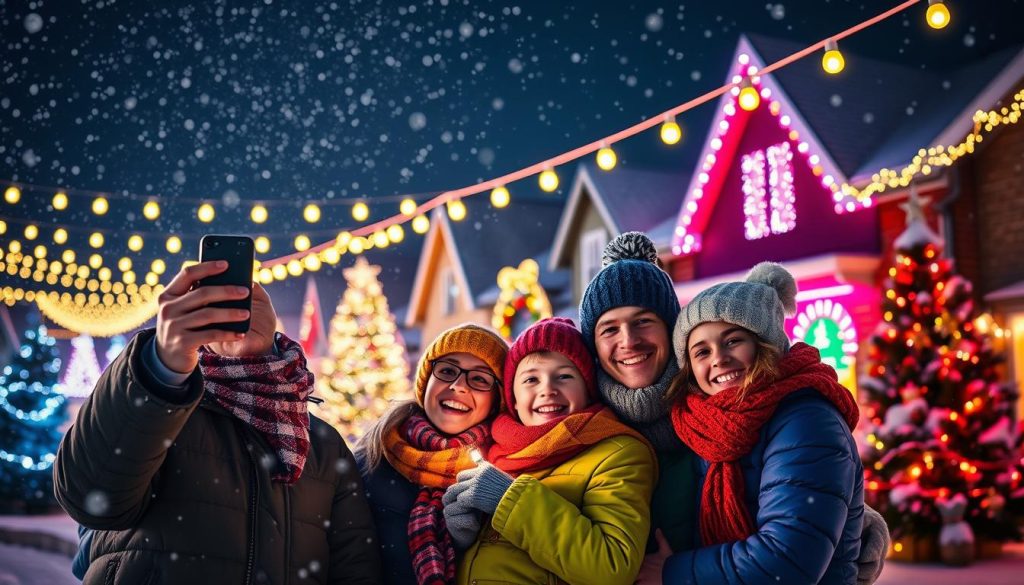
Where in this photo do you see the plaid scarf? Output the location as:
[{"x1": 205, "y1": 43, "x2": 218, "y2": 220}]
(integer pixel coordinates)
[
  {"x1": 199, "y1": 333, "x2": 314, "y2": 485},
  {"x1": 670, "y1": 343, "x2": 859, "y2": 546},
  {"x1": 488, "y1": 404, "x2": 652, "y2": 475},
  {"x1": 383, "y1": 413, "x2": 490, "y2": 585}
]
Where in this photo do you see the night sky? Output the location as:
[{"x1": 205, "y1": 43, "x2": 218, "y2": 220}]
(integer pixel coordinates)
[{"x1": 2, "y1": 0, "x2": 1024, "y2": 332}]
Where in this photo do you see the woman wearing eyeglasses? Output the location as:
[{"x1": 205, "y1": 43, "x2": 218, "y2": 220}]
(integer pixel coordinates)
[{"x1": 355, "y1": 324, "x2": 509, "y2": 585}]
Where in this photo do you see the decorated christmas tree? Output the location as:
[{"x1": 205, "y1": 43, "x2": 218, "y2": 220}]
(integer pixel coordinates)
[
  {"x1": 859, "y1": 190, "x2": 1023, "y2": 560},
  {"x1": 0, "y1": 320, "x2": 66, "y2": 510},
  {"x1": 316, "y1": 257, "x2": 412, "y2": 441},
  {"x1": 60, "y1": 334, "x2": 103, "y2": 398}
]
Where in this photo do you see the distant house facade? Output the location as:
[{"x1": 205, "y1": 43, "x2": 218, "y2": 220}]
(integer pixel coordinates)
[
  {"x1": 549, "y1": 35, "x2": 1024, "y2": 398},
  {"x1": 406, "y1": 196, "x2": 568, "y2": 345}
]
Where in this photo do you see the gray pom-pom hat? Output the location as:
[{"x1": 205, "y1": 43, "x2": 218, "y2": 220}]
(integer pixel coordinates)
[{"x1": 673, "y1": 262, "x2": 798, "y2": 364}]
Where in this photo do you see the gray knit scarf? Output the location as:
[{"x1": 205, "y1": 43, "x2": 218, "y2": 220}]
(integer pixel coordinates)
[{"x1": 597, "y1": 360, "x2": 686, "y2": 452}]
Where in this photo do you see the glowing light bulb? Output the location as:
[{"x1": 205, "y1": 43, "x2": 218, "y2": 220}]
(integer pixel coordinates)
[
  {"x1": 335, "y1": 231, "x2": 352, "y2": 249},
  {"x1": 539, "y1": 169, "x2": 559, "y2": 192},
  {"x1": 400, "y1": 198, "x2": 417, "y2": 216},
  {"x1": 822, "y1": 40, "x2": 845, "y2": 74},
  {"x1": 89, "y1": 254, "x2": 103, "y2": 269},
  {"x1": 294, "y1": 235, "x2": 311, "y2": 252},
  {"x1": 303, "y1": 203, "x2": 321, "y2": 223},
  {"x1": 52, "y1": 192, "x2": 68, "y2": 210},
  {"x1": 143, "y1": 200, "x2": 161, "y2": 220},
  {"x1": 4, "y1": 187, "x2": 21, "y2": 204},
  {"x1": 386, "y1": 224, "x2": 404, "y2": 243},
  {"x1": 254, "y1": 236, "x2": 270, "y2": 254},
  {"x1": 490, "y1": 186, "x2": 510, "y2": 208},
  {"x1": 738, "y1": 83, "x2": 760, "y2": 112},
  {"x1": 197, "y1": 203, "x2": 216, "y2": 223},
  {"x1": 412, "y1": 215, "x2": 430, "y2": 234},
  {"x1": 118, "y1": 257, "x2": 132, "y2": 272},
  {"x1": 53, "y1": 228, "x2": 68, "y2": 244},
  {"x1": 926, "y1": 0, "x2": 950, "y2": 29},
  {"x1": 128, "y1": 234, "x2": 144, "y2": 252},
  {"x1": 250, "y1": 204, "x2": 268, "y2": 224},
  {"x1": 447, "y1": 199, "x2": 467, "y2": 221},
  {"x1": 166, "y1": 236, "x2": 182, "y2": 254},
  {"x1": 596, "y1": 147, "x2": 617, "y2": 171},
  {"x1": 92, "y1": 197, "x2": 109, "y2": 215},
  {"x1": 348, "y1": 237, "x2": 365, "y2": 255},
  {"x1": 660, "y1": 118, "x2": 682, "y2": 145},
  {"x1": 89, "y1": 232, "x2": 105, "y2": 248},
  {"x1": 151, "y1": 259, "x2": 166, "y2": 275},
  {"x1": 352, "y1": 201, "x2": 369, "y2": 222},
  {"x1": 24, "y1": 225, "x2": 38, "y2": 240}
]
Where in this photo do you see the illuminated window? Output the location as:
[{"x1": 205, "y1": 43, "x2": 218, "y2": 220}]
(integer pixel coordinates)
[
  {"x1": 742, "y1": 141, "x2": 796, "y2": 239},
  {"x1": 440, "y1": 267, "x2": 458, "y2": 316},
  {"x1": 580, "y1": 228, "x2": 607, "y2": 296}
]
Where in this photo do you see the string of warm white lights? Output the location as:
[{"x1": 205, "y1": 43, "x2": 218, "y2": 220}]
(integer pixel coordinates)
[{"x1": 0, "y1": 0, "x2": 972, "y2": 334}]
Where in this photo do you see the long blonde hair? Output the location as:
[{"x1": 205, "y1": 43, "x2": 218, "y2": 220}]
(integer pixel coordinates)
[
  {"x1": 666, "y1": 334, "x2": 781, "y2": 404},
  {"x1": 354, "y1": 400, "x2": 421, "y2": 474}
]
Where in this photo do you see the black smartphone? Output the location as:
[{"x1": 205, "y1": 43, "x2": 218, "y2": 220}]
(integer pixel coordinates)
[{"x1": 196, "y1": 234, "x2": 255, "y2": 333}]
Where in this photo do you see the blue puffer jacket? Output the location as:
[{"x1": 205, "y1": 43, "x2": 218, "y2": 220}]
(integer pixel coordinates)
[
  {"x1": 358, "y1": 455, "x2": 420, "y2": 585},
  {"x1": 664, "y1": 389, "x2": 864, "y2": 585}
]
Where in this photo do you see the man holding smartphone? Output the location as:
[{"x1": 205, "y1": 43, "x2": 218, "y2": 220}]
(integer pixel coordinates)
[{"x1": 55, "y1": 259, "x2": 382, "y2": 584}]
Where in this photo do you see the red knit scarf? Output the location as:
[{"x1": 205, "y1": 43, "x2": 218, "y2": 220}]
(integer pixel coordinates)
[
  {"x1": 488, "y1": 404, "x2": 651, "y2": 475},
  {"x1": 199, "y1": 334, "x2": 313, "y2": 485},
  {"x1": 670, "y1": 343, "x2": 859, "y2": 546},
  {"x1": 391, "y1": 413, "x2": 490, "y2": 585}
]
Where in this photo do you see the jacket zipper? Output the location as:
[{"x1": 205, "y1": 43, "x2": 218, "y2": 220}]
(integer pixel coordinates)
[
  {"x1": 284, "y1": 485, "x2": 292, "y2": 585},
  {"x1": 241, "y1": 426, "x2": 260, "y2": 585}
]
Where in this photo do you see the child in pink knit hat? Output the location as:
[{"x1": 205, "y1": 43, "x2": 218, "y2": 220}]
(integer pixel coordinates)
[{"x1": 443, "y1": 317, "x2": 657, "y2": 585}]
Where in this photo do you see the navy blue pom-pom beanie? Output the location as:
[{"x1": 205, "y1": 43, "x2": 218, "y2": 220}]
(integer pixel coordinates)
[{"x1": 578, "y1": 231, "x2": 680, "y2": 352}]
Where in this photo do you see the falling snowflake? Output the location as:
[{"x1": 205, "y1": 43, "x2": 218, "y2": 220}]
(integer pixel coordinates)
[{"x1": 24, "y1": 13, "x2": 43, "y2": 34}]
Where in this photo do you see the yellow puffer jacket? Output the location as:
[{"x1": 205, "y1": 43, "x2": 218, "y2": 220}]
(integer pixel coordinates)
[{"x1": 457, "y1": 435, "x2": 655, "y2": 585}]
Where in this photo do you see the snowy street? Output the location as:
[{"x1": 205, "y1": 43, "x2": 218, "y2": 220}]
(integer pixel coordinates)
[{"x1": 0, "y1": 544, "x2": 78, "y2": 585}]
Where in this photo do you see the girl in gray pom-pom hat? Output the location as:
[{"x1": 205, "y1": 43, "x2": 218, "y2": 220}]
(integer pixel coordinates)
[{"x1": 638, "y1": 261, "x2": 873, "y2": 585}]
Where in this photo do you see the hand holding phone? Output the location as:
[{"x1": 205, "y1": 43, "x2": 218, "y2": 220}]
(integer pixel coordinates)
[{"x1": 196, "y1": 235, "x2": 255, "y2": 333}]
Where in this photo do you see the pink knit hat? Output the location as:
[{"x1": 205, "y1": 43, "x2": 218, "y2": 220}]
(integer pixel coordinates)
[{"x1": 502, "y1": 317, "x2": 598, "y2": 412}]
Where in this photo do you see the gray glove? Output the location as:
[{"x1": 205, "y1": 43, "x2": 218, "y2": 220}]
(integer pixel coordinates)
[
  {"x1": 857, "y1": 504, "x2": 890, "y2": 585},
  {"x1": 444, "y1": 462, "x2": 514, "y2": 515},
  {"x1": 442, "y1": 494, "x2": 483, "y2": 550}
]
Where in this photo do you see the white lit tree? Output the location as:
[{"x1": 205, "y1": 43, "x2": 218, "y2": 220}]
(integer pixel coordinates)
[
  {"x1": 316, "y1": 257, "x2": 412, "y2": 441},
  {"x1": 60, "y1": 335, "x2": 103, "y2": 398}
]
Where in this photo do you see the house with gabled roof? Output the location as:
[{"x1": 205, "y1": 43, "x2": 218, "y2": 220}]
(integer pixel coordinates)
[
  {"x1": 406, "y1": 195, "x2": 569, "y2": 345},
  {"x1": 549, "y1": 33, "x2": 1024, "y2": 397},
  {"x1": 549, "y1": 163, "x2": 687, "y2": 306},
  {"x1": 660, "y1": 34, "x2": 1024, "y2": 396}
]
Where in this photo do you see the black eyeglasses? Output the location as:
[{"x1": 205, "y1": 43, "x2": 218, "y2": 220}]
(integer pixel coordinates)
[{"x1": 430, "y1": 360, "x2": 498, "y2": 392}]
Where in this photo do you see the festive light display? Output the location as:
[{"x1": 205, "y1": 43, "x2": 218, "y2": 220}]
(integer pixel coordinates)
[
  {"x1": 0, "y1": 322, "x2": 66, "y2": 507},
  {"x1": 0, "y1": 0, "x2": 998, "y2": 337},
  {"x1": 596, "y1": 146, "x2": 618, "y2": 171},
  {"x1": 446, "y1": 199, "x2": 467, "y2": 221},
  {"x1": 316, "y1": 257, "x2": 411, "y2": 441},
  {"x1": 791, "y1": 298, "x2": 858, "y2": 391},
  {"x1": 660, "y1": 117, "x2": 682, "y2": 145},
  {"x1": 491, "y1": 259, "x2": 553, "y2": 340},
  {"x1": 59, "y1": 335, "x2": 103, "y2": 398},
  {"x1": 822, "y1": 39, "x2": 846, "y2": 74},
  {"x1": 926, "y1": 0, "x2": 951, "y2": 29},
  {"x1": 197, "y1": 203, "x2": 216, "y2": 223},
  {"x1": 490, "y1": 186, "x2": 511, "y2": 209},
  {"x1": 352, "y1": 201, "x2": 369, "y2": 222},
  {"x1": 858, "y1": 192, "x2": 1022, "y2": 555},
  {"x1": 538, "y1": 169, "x2": 559, "y2": 192}
]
